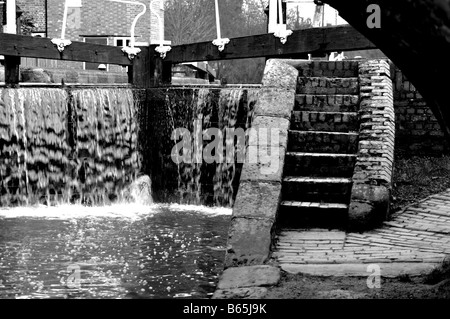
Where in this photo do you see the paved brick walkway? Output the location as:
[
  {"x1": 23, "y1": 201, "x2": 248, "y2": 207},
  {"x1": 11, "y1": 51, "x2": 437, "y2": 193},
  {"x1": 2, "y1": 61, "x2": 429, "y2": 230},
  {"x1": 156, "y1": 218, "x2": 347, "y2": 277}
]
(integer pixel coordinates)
[{"x1": 274, "y1": 189, "x2": 450, "y2": 275}]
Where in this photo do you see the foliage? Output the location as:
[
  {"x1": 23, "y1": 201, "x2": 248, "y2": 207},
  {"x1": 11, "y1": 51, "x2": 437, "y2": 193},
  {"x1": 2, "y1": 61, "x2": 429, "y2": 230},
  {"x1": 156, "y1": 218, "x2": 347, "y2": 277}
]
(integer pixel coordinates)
[
  {"x1": 165, "y1": 0, "x2": 268, "y2": 84},
  {"x1": 287, "y1": 7, "x2": 313, "y2": 30},
  {"x1": 164, "y1": 0, "x2": 216, "y2": 45},
  {"x1": 19, "y1": 10, "x2": 36, "y2": 36}
]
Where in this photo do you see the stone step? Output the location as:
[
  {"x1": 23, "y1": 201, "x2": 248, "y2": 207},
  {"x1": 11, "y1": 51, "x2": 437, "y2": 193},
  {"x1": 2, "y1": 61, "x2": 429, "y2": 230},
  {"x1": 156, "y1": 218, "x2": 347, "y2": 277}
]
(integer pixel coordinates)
[
  {"x1": 297, "y1": 77, "x2": 359, "y2": 95},
  {"x1": 295, "y1": 94, "x2": 359, "y2": 112},
  {"x1": 278, "y1": 201, "x2": 349, "y2": 229},
  {"x1": 284, "y1": 152, "x2": 356, "y2": 178},
  {"x1": 295, "y1": 61, "x2": 359, "y2": 78},
  {"x1": 291, "y1": 111, "x2": 359, "y2": 132},
  {"x1": 282, "y1": 177, "x2": 352, "y2": 204},
  {"x1": 288, "y1": 130, "x2": 359, "y2": 154}
]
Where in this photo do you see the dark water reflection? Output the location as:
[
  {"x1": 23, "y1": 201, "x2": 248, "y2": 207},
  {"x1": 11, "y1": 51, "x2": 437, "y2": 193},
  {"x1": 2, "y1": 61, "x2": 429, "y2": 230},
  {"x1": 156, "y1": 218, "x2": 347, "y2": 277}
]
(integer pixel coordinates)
[{"x1": 0, "y1": 204, "x2": 230, "y2": 299}]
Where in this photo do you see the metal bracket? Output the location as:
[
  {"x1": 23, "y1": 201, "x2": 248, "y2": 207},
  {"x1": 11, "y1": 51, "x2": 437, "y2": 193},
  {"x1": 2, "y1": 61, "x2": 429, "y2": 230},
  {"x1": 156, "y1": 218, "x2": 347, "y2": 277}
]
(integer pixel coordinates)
[
  {"x1": 122, "y1": 46, "x2": 142, "y2": 60},
  {"x1": 155, "y1": 44, "x2": 172, "y2": 59},
  {"x1": 212, "y1": 38, "x2": 230, "y2": 52},
  {"x1": 274, "y1": 28, "x2": 293, "y2": 45},
  {"x1": 51, "y1": 38, "x2": 72, "y2": 52}
]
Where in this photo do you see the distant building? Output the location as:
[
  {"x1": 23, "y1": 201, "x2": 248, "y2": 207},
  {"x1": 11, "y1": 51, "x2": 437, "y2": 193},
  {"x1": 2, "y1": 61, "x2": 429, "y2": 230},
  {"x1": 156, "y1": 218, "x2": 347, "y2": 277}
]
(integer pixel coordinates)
[{"x1": 1, "y1": 0, "x2": 165, "y2": 71}]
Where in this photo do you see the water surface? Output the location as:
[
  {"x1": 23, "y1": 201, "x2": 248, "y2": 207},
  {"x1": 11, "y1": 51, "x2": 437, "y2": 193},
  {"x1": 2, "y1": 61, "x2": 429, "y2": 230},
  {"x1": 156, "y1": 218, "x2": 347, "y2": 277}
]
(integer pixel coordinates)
[{"x1": 0, "y1": 204, "x2": 230, "y2": 299}]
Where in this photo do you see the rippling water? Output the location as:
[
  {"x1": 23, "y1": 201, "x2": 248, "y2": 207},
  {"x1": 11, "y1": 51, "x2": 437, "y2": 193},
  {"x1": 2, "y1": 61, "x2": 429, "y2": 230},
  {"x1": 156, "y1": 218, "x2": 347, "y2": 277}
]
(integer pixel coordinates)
[{"x1": 0, "y1": 204, "x2": 231, "y2": 299}]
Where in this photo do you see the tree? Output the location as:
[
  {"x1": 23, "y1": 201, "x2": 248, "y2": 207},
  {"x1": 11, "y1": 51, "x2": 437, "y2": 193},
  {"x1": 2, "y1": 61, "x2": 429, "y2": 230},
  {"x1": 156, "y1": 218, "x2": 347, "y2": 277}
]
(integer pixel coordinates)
[
  {"x1": 212, "y1": 0, "x2": 268, "y2": 84},
  {"x1": 287, "y1": 7, "x2": 313, "y2": 30},
  {"x1": 19, "y1": 10, "x2": 36, "y2": 36},
  {"x1": 165, "y1": 0, "x2": 268, "y2": 83},
  {"x1": 164, "y1": 0, "x2": 216, "y2": 45}
]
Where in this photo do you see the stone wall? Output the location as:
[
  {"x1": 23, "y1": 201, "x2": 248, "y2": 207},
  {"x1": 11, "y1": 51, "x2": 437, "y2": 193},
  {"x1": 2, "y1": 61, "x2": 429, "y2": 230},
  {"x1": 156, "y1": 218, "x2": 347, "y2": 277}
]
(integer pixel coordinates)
[
  {"x1": 349, "y1": 60, "x2": 395, "y2": 230},
  {"x1": 0, "y1": 66, "x2": 128, "y2": 84},
  {"x1": 17, "y1": 0, "x2": 46, "y2": 33},
  {"x1": 224, "y1": 59, "x2": 298, "y2": 268}
]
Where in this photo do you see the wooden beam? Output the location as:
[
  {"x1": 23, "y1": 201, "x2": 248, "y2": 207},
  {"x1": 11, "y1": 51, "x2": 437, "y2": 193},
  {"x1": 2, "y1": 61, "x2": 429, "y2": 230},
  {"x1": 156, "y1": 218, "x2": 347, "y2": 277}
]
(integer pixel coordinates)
[
  {"x1": 148, "y1": 46, "x2": 173, "y2": 87},
  {"x1": 4, "y1": 56, "x2": 20, "y2": 88},
  {"x1": 0, "y1": 33, "x2": 133, "y2": 66},
  {"x1": 128, "y1": 46, "x2": 152, "y2": 88},
  {"x1": 165, "y1": 25, "x2": 376, "y2": 63}
]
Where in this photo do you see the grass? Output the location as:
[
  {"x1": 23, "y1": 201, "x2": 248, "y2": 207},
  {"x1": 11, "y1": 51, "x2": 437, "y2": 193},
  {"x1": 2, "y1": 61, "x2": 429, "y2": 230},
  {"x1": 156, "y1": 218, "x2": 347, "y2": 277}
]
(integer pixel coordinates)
[{"x1": 391, "y1": 154, "x2": 450, "y2": 213}]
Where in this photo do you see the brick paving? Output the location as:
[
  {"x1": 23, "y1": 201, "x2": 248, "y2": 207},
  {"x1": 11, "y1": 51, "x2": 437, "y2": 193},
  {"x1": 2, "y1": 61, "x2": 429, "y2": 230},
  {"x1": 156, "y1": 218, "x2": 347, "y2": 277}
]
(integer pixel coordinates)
[{"x1": 274, "y1": 189, "x2": 450, "y2": 267}]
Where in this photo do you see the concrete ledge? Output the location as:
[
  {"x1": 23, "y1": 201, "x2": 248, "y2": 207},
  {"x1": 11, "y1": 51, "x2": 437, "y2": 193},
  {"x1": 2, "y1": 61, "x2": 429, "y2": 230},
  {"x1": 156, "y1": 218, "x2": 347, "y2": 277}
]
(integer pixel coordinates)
[
  {"x1": 240, "y1": 145, "x2": 286, "y2": 183},
  {"x1": 248, "y1": 116, "x2": 290, "y2": 149},
  {"x1": 262, "y1": 59, "x2": 299, "y2": 90},
  {"x1": 217, "y1": 59, "x2": 297, "y2": 296},
  {"x1": 281, "y1": 263, "x2": 439, "y2": 278},
  {"x1": 217, "y1": 265, "x2": 281, "y2": 289},
  {"x1": 212, "y1": 287, "x2": 268, "y2": 299},
  {"x1": 253, "y1": 88, "x2": 296, "y2": 119},
  {"x1": 232, "y1": 181, "x2": 282, "y2": 220},
  {"x1": 225, "y1": 217, "x2": 274, "y2": 267}
]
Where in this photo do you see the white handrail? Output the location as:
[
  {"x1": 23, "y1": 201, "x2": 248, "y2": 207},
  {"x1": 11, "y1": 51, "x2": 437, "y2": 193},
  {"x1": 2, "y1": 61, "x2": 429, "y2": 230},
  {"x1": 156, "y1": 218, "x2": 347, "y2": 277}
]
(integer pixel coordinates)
[
  {"x1": 61, "y1": 0, "x2": 69, "y2": 39},
  {"x1": 212, "y1": 0, "x2": 229, "y2": 51},
  {"x1": 150, "y1": 0, "x2": 172, "y2": 59},
  {"x1": 108, "y1": 0, "x2": 147, "y2": 48}
]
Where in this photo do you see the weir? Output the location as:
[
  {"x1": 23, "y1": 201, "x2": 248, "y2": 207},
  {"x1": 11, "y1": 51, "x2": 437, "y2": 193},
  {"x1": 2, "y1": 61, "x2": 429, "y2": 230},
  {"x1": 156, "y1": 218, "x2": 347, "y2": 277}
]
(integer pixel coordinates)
[
  {"x1": 0, "y1": 85, "x2": 260, "y2": 207},
  {"x1": 0, "y1": 87, "x2": 139, "y2": 206}
]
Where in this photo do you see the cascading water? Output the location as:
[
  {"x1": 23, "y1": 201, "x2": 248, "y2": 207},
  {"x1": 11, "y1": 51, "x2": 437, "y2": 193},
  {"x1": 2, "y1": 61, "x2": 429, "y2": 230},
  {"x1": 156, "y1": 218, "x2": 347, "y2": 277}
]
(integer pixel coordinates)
[
  {"x1": 153, "y1": 87, "x2": 259, "y2": 207},
  {"x1": 0, "y1": 88, "x2": 140, "y2": 206},
  {"x1": 0, "y1": 84, "x2": 260, "y2": 299}
]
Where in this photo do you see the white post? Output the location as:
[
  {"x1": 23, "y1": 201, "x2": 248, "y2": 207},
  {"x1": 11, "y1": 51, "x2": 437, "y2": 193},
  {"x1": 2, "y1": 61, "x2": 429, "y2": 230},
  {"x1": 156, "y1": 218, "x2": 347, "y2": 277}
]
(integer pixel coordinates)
[
  {"x1": 214, "y1": 0, "x2": 221, "y2": 39},
  {"x1": 61, "y1": 0, "x2": 69, "y2": 39},
  {"x1": 268, "y1": 0, "x2": 277, "y2": 33},
  {"x1": 278, "y1": 0, "x2": 283, "y2": 25},
  {"x1": 5, "y1": 0, "x2": 17, "y2": 34},
  {"x1": 159, "y1": 0, "x2": 164, "y2": 42}
]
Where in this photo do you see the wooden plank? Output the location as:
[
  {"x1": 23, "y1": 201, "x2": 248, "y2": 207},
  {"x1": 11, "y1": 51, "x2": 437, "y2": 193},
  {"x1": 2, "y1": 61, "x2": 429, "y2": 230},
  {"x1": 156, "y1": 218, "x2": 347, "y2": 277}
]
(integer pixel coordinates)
[
  {"x1": 166, "y1": 25, "x2": 376, "y2": 63},
  {"x1": 0, "y1": 33, "x2": 133, "y2": 66},
  {"x1": 4, "y1": 56, "x2": 21, "y2": 88},
  {"x1": 128, "y1": 46, "x2": 151, "y2": 87}
]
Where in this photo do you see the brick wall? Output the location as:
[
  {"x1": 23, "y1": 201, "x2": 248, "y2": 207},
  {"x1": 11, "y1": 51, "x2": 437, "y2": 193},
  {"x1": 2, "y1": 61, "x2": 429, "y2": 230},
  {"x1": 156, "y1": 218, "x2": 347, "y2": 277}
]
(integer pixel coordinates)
[
  {"x1": 349, "y1": 60, "x2": 395, "y2": 230},
  {"x1": 12, "y1": 0, "x2": 164, "y2": 42},
  {"x1": 0, "y1": 1, "x2": 4, "y2": 32},
  {"x1": 17, "y1": 0, "x2": 46, "y2": 32},
  {"x1": 14, "y1": 0, "x2": 164, "y2": 71},
  {"x1": 390, "y1": 63, "x2": 447, "y2": 153},
  {"x1": 45, "y1": 0, "x2": 160, "y2": 42}
]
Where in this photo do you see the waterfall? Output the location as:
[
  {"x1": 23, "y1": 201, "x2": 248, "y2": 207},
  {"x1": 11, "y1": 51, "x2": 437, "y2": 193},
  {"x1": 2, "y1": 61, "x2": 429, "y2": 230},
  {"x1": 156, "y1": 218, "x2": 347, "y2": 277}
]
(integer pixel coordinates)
[
  {"x1": 153, "y1": 87, "x2": 259, "y2": 207},
  {"x1": 0, "y1": 87, "x2": 140, "y2": 206},
  {"x1": 0, "y1": 85, "x2": 259, "y2": 208}
]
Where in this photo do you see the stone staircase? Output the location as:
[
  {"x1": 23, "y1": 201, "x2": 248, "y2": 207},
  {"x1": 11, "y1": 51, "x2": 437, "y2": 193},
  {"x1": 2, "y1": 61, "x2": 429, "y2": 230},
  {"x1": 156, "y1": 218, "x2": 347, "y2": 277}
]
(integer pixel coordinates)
[{"x1": 277, "y1": 62, "x2": 361, "y2": 230}]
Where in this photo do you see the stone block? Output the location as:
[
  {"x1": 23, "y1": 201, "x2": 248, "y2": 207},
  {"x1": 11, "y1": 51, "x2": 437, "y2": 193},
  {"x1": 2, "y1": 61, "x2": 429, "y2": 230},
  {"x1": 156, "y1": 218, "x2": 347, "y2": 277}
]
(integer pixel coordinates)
[
  {"x1": 225, "y1": 218, "x2": 275, "y2": 267},
  {"x1": 212, "y1": 287, "x2": 268, "y2": 299},
  {"x1": 217, "y1": 265, "x2": 280, "y2": 289},
  {"x1": 262, "y1": 59, "x2": 299, "y2": 90},
  {"x1": 248, "y1": 116, "x2": 290, "y2": 149},
  {"x1": 233, "y1": 181, "x2": 281, "y2": 220},
  {"x1": 253, "y1": 88, "x2": 295, "y2": 119},
  {"x1": 20, "y1": 68, "x2": 52, "y2": 83},
  {"x1": 348, "y1": 184, "x2": 390, "y2": 231},
  {"x1": 240, "y1": 145, "x2": 286, "y2": 183}
]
